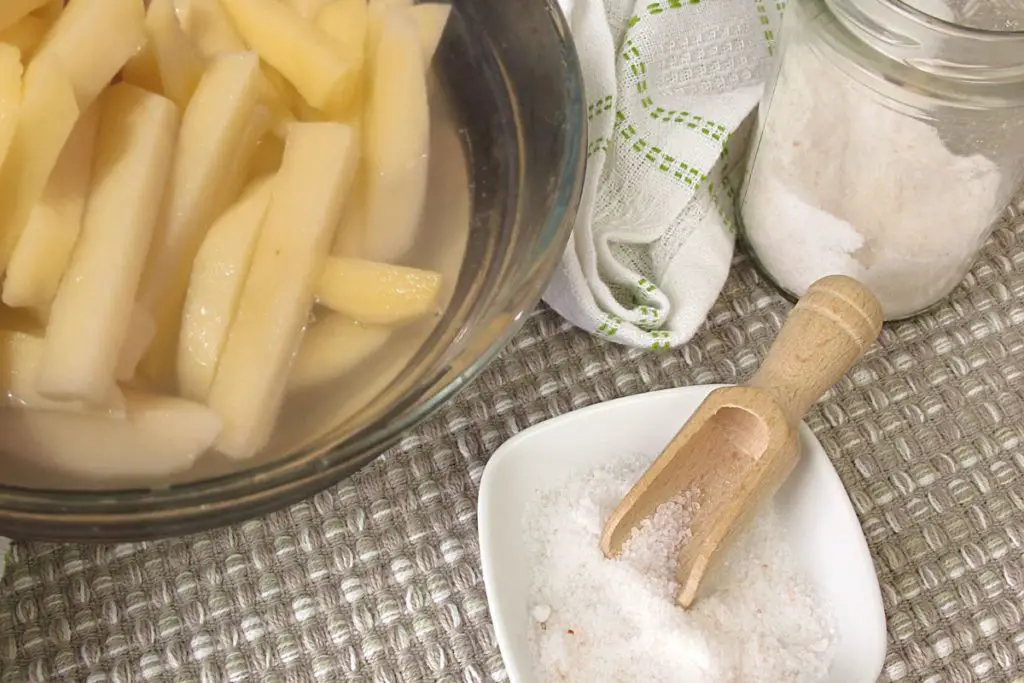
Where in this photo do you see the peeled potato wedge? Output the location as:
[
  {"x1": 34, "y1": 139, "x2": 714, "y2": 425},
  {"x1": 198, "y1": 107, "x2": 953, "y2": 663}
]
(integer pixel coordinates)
[
  {"x1": 288, "y1": 0, "x2": 331, "y2": 18},
  {"x1": 0, "y1": 392, "x2": 221, "y2": 479},
  {"x1": 0, "y1": 46, "x2": 23, "y2": 176},
  {"x1": 410, "y1": 3, "x2": 451, "y2": 65},
  {"x1": 0, "y1": 15, "x2": 47, "y2": 58},
  {"x1": 221, "y1": 0, "x2": 359, "y2": 114},
  {"x1": 33, "y1": 0, "x2": 146, "y2": 110},
  {"x1": 32, "y1": 0, "x2": 64, "y2": 27},
  {"x1": 247, "y1": 132, "x2": 286, "y2": 181},
  {"x1": 216, "y1": 105, "x2": 273, "y2": 215},
  {"x1": 315, "y1": 257, "x2": 442, "y2": 326},
  {"x1": 208, "y1": 122, "x2": 358, "y2": 460},
  {"x1": 178, "y1": 175, "x2": 275, "y2": 401},
  {"x1": 0, "y1": 56, "x2": 79, "y2": 277},
  {"x1": 127, "y1": 52, "x2": 263, "y2": 384},
  {"x1": 363, "y1": 9, "x2": 429, "y2": 262},
  {"x1": 3, "y1": 105, "x2": 101, "y2": 312},
  {"x1": 37, "y1": 84, "x2": 179, "y2": 404},
  {"x1": 177, "y1": 0, "x2": 246, "y2": 56},
  {"x1": 0, "y1": 330, "x2": 124, "y2": 414},
  {"x1": 330, "y1": 170, "x2": 367, "y2": 256},
  {"x1": 121, "y1": 41, "x2": 163, "y2": 94},
  {"x1": 315, "y1": 0, "x2": 366, "y2": 66},
  {"x1": 146, "y1": 0, "x2": 206, "y2": 109},
  {"x1": 0, "y1": 0, "x2": 50, "y2": 34},
  {"x1": 288, "y1": 315, "x2": 391, "y2": 392}
]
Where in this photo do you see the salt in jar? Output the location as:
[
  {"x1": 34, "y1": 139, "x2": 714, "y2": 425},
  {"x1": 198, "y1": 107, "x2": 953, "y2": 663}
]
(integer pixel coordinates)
[{"x1": 738, "y1": 0, "x2": 1024, "y2": 320}]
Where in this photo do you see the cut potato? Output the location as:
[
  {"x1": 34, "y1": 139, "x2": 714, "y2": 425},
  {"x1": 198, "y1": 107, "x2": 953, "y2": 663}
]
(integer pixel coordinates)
[
  {"x1": 0, "y1": 0, "x2": 49, "y2": 34},
  {"x1": 0, "y1": 330, "x2": 124, "y2": 414},
  {"x1": 0, "y1": 56, "x2": 79, "y2": 277},
  {"x1": 3, "y1": 105, "x2": 101, "y2": 312},
  {"x1": 247, "y1": 131, "x2": 286, "y2": 181},
  {"x1": 208, "y1": 122, "x2": 358, "y2": 459},
  {"x1": 0, "y1": 45, "x2": 23, "y2": 175},
  {"x1": 315, "y1": 257, "x2": 441, "y2": 325},
  {"x1": 177, "y1": 0, "x2": 246, "y2": 56},
  {"x1": 220, "y1": 0, "x2": 359, "y2": 114},
  {"x1": 216, "y1": 105, "x2": 272, "y2": 217},
  {"x1": 36, "y1": 84, "x2": 179, "y2": 404},
  {"x1": 363, "y1": 9, "x2": 429, "y2": 262},
  {"x1": 180, "y1": 0, "x2": 299, "y2": 133},
  {"x1": 288, "y1": 315, "x2": 391, "y2": 392},
  {"x1": 315, "y1": 0, "x2": 366, "y2": 65},
  {"x1": 147, "y1": 0, "x2": 206, "y2": 109},
  {"x1": 178, "y1": 175, "x2": 275, "y2": 401},
  {"x1": 256, "y1": 63, "x2": 299, "y2": 133},
  {"x1": 410, "y1": 3, "x2": 451, "y2": 65},
  {"x1": 32, "y1": 0, "x2": 64, "y2": 27},
  {"x1": 289, "y1": 0, "x2": 330, "y2": 18},
  {"x1": 121, "y1": 41, "x2": 163, "y2": 94},
  {"x1": 0, "y1": 15, "x2": 47, "y2": 58},
  {"x1": 126, "y1": 52, "x2": 263, "y2": 384},
  {"x1": 0, "y1": 392, "x2": 221, "y2": 479},
  {"x1": 33, "y1": 0, "x2": 146, "y2": 109},
  {"x1": 330, "y1": 170, "x2": 367, "y2": 256}
]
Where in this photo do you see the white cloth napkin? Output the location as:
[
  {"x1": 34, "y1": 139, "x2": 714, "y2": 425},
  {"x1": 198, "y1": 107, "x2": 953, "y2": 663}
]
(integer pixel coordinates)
[{"x1": 543, "y1": 0, "x2": 784, "y2": 348}]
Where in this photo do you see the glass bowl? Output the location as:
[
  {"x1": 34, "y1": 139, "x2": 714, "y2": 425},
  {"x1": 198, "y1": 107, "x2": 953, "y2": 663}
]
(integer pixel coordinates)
[{"x1": 0, "y1": 0, "x2": 586, "y2": 541}]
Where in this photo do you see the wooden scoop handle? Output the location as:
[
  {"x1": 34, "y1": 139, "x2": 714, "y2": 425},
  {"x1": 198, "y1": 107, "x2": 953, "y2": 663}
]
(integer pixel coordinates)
[{"x1": 748, "y1": 275, "x2": 882, "y2": 424}]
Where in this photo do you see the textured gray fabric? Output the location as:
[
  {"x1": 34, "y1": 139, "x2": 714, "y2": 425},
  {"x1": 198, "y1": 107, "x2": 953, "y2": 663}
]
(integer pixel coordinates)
[{"x1": 3, "y1": 207, "x2": 1024, "y2": 682}]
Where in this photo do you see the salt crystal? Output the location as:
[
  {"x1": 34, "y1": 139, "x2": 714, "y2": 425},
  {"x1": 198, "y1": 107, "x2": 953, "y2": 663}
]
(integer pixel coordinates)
[
  {"x1": 524, "y1": 452, "x2": 836, "y2": 683},
  {"x1": 532, "y1": 604, "x2": 552, "y2": 624}
]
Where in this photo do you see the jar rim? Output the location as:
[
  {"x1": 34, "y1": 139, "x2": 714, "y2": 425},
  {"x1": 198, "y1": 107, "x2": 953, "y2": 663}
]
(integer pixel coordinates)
[
  {"x1": 885, "y1": 0, "x2": 1024, "y2": 39},
  {"x1": 820, "y1": 0, "x2": 1024, "y2": 90}
]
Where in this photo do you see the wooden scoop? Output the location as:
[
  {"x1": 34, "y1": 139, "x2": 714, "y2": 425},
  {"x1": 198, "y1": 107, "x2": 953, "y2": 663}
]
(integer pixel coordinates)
[{"x1": 600, "y1": 275, "x2": 883, "y2": 608}]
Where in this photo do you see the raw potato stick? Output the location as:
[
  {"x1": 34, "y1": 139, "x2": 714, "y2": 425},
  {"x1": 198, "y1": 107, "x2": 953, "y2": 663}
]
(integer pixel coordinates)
[
  {"x1": 0, "y1": 0, "x2": 49, "y2": 34},
  {"x1": 363, "y1": 9, "x2": 429, "y2": 262},
  {"x1": 3, "y1": 105, "x2": 101, "y2": 312},
  {"x1": 330, "y1": 170, "x2": 367, "y2": 256},
  {"x1": 0, "y1": 46, "x2": 23, "y2": 176},
  {"x1": 0, "y1": 15, "x2": 47, "y2": 58},
  {"x1": 0, "y1": 392, "x2": 221, "y2": 479},
  {"x1": 0, "y1": 56, "x2": 79, "y2": 277},
  {"x1": 37, "y1": 84, "x2": 179, "y2": 404},
  {"x1": 178, "y1": 0, "x2": 246, "y2": 56},
  {"x1": 0, "y1": 330, "x2": 125, "y2": 415},
  {"x1": 288, "y1": 315, "x2": 391, "y2": 392},
  {"x1": 147, "y1": 0, "x2": 206, "y2": 109},
  {"x1": 215, "y1": 105, "x2": 273, "y2": 215},
  {"x1": 178, "y1": 175, "x2": 275, "y2": 401},
  {"x1": 208, "y1": 122, "x2": 358, "y2": 459},
  {"x1": 124, "y1": 52, "x2": 263, "y2": 384},
  {"x1": 121, "y1": 40, "x2": 163, "y2": 94},
  {"x1": 315, "y1": 256, "x2": 441, "y2": 325},
  {"x1": 315, "y1": 0, "x2": 366, "y2": 66},
  {"x1": 409, "y1": 3, "x2": 451, "y2": 65},
  {"x1": 288, "y1": 0, "x2": 330, "y2": 18},
  {"x1": 220, "y1": 0, "x2": 359, "y2": 114},
  {"x1": 32, "y1": 0, "x2": 146, "y2": 110}
]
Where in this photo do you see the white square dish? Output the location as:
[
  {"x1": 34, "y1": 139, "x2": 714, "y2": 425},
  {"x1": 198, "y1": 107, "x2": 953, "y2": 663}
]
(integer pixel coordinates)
[{"x1": 478, "y1": 385, "x2": 886, "y2": 683}]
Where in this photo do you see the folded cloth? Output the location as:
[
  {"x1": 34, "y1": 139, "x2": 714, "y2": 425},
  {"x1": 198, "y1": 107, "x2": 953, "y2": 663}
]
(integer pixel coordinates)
[{"x1": 543, "y1": 0, "x2": 783, "y2": 348}]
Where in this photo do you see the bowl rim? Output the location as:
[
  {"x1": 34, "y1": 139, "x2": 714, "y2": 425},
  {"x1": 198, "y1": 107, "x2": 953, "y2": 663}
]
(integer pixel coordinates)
[{"x1": 0, "y1": 0, "x2": 589, "y2": 541}]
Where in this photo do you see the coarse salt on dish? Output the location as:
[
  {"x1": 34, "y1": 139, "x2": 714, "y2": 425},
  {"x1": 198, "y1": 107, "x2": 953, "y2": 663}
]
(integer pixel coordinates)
[{"x1": 523, "y1": 452, "x2": 836, "y2": 683}]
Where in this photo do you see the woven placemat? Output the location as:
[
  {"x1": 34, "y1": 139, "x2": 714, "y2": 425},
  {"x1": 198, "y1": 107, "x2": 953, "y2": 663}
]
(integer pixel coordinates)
[{"x1": 3, "y1": 207, "x2": 1024, "y2": 682}]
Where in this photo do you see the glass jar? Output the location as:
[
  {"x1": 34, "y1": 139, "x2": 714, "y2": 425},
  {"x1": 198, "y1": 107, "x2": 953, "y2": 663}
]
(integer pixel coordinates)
[{"x1": 738, "y1": 0, "x2": 1024, "y2": 320}]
